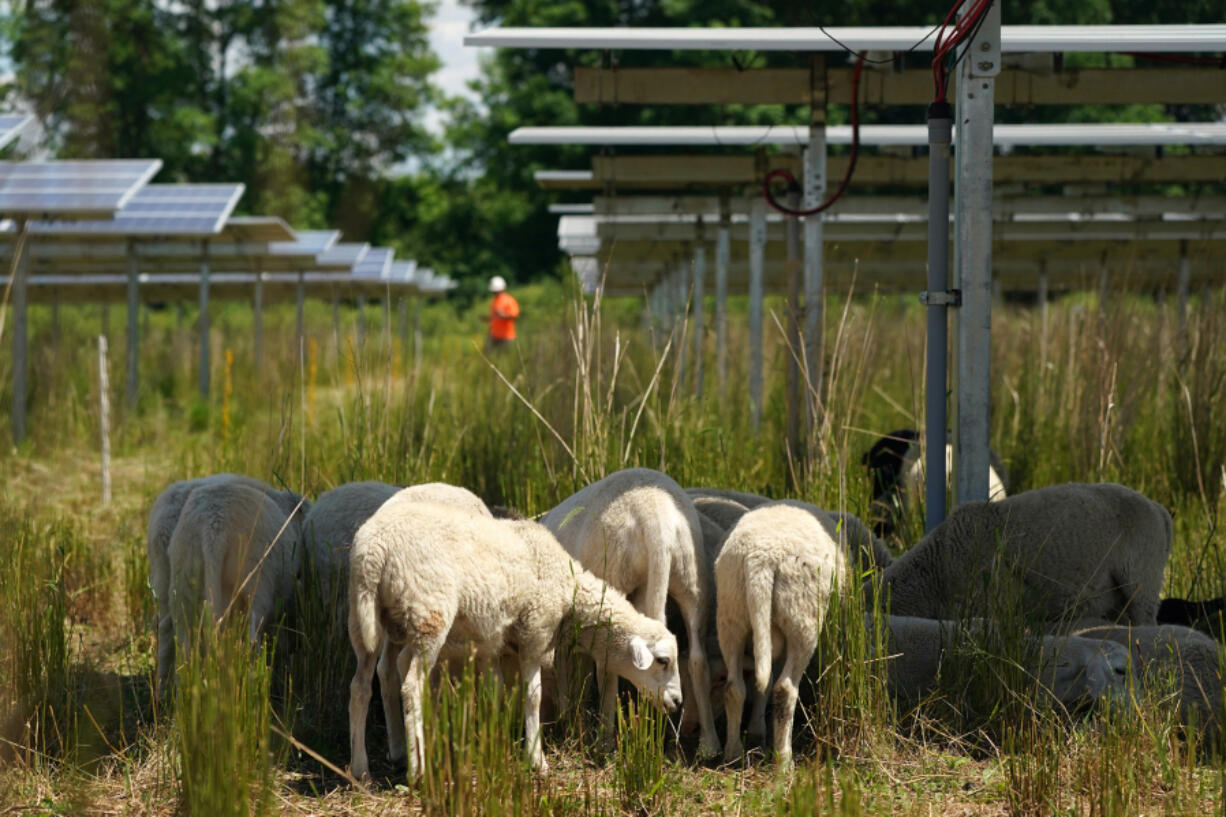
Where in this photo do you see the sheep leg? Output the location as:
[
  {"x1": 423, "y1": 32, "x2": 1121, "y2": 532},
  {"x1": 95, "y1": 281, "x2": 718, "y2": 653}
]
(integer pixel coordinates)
[
  {"x1": 378, "y1": 638, "x2": 406, "y2": 761},
  {"x1": 747, "y1": 678, "x2": 769, "y2": 747},
  {"x1": 597, "y1": 664, "x2": 619, "y2": 750},
  {"x1": 155, "y1": 613, "x2": 175, "y2": 699},
  {"x1": 552, "y1": 643, "x2": 572, "y2": 716},
  {"x1": 521, "y1": 655, "x2": 548, "y2": 772},
  {"x1": 771, "y1": 643, "x2": 813, "y2": 770},
  {"x1": 718, "y1": 617, "x2": 750, "y2": 763},
  {"x1": 680, "y1": 601, "x2": 720, "y2": 758},
  {"x1": 398, "y1": 639, "x2": 443, "y2": 782},
  {"x1": 348, "y1": 643, "x2": 379, "y2": 781}
]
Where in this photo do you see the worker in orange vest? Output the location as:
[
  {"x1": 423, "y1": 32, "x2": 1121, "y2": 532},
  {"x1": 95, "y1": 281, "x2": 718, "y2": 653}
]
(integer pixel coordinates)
[{"x1": 485, "y1": 275, "x2": 520, "y2": 349}]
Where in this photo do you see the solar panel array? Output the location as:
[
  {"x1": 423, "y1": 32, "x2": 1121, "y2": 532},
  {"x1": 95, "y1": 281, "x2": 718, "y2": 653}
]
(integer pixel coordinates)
[
  {"x1": 317, "y1": 242, "x2": 369, "y2": 267},
  {"x1": 29, "y1": 183, "x2": 244, "y2": 237},
  {"x1": 0, "y1": 159, "x2": 163, "y2": 218},
  {"x1": 269, "y1": 229, "x2": 340, "y2": 257}
]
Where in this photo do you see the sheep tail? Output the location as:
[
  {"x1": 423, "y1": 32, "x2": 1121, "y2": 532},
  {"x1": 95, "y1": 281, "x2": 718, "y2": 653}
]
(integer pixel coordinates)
[
  {"x1": 746, "y1": 564, "x2": 775, "y2": 696},
  {"x1": 350, "y1": 581, "x2": 381, "y2": 659}
]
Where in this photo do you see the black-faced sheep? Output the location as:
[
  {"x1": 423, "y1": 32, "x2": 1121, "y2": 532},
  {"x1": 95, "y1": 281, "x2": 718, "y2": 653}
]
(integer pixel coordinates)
[
  {"x1": 347, "y1": 502, "x2": 682, "y2": 780},
  {"x1": 862, "y1": 429, "x2": 1007, "y2": 537}
]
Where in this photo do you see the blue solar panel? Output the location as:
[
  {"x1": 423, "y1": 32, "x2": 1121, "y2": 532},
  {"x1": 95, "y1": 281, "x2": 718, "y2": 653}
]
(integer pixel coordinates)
[
  {"x1": 318, "y1": 242, "x2": 368, "y2": 266},
  {"x1": 0, "y1": 159, "x2": 162, "y2": 217},
  {"x1": 269, "y1": 229, "x2": 340, "y2": 256},
  {"x1": 27, "y1": 183, "x2": 243, "y2": 237},
  {"x1": 353, "y1": 247, "x2": 393, "y2": 278}
]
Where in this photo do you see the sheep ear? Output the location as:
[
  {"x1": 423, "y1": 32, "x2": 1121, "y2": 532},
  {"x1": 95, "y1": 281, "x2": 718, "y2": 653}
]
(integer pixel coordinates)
[{"x1": 630, "y1": 636, "x2": 653, "y2": 671}]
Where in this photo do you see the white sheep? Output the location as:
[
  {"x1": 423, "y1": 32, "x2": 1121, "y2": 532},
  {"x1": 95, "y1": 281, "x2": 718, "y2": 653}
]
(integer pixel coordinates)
[
  {"x1": 871, "y1": 614, "x2": 1130, "y2": 709},
  {"x1": 543, "y1": 468, "x2": 719, "y2": 757},
  {"x1": 876, "y1": 483, "x2": 1172, "y2": 629},
  {"x1": 862, "y1": 429, "x2": 1007, "y2": 537},
  {"x1": 166, "y1": 481, "x2": 308, "y2": 677},
  {"x1": 147, "y1": 473, "x2": 306, "y2": 695},
  {"x1": 302, "y1": 480, "x2": 495, "y2": 763},
  {"x1": 715, "y1": 503, "x2": 847, "y2": 766},
  {"x1": 1075, "y1": 623, "x2": 1223, "y2": 741},
  {"x1": 347, "y1": 502, "x2": 683, "y2": 780}
]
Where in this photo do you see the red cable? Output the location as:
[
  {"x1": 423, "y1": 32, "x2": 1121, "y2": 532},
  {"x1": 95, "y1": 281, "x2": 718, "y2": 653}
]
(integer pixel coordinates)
[{"x1": 761, "y1": 53, "x2": 864, "y2": 218}]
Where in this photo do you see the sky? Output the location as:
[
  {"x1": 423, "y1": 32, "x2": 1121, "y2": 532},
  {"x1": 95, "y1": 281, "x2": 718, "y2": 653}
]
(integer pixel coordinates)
[{"x1": 427, "y1": 0, "x2": 488, "y2": 133}]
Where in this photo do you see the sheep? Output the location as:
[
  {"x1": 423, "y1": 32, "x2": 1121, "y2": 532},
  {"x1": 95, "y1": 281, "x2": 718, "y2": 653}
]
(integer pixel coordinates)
[
  {"x1": 691, "y1": 495, "x2": 752, "y2": 533},
  {"x1": 1075, "y1": 623, "x2": 1223, "y2": 742},
  {"x1": 871, "y1": 614, "x2": 1130, "y2": 709},
  {"x1": 686, "y1": 486, "x2": 771, "y2": 509},
  {"x1": 166, "y1": 481, "x2": 308, "y2": 677},
  {"x1": 347, "y1": 502, "x2": 683, "y2": 780},
  {"x1": 875, "y1": 483, "x2": 1172, "y2": 630},
  {"x1": 862, "y1": 429, "x2": 1007, "y2": 537},
  {"x1": 147, "y1": 473, "x2": 306, "y2": 695},
  {"x1": 715, "y1": 503, "x2": 847, "y2": 767},
  {"x1": 302, "y1": 480, "x2": 496, "y2": 763},
  {"x1": 767, "y1": 501, "x2": 893, "y2": 575},
  {"x1": 1157, "y1": 596, "x2": 1226, "y2": 641},
  {"x1": 542, "y1": 468, "x2": 719, "y2": 757}
]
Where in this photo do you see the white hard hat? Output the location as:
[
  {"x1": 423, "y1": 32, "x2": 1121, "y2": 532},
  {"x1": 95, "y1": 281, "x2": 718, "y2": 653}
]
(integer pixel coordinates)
[{"x1": 489, "y1": 275, "x2": 507, "y2": 293}]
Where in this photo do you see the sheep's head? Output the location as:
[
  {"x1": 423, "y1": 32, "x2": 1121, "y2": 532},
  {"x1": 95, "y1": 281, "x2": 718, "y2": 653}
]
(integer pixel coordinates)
[
  {"x1": 597, "y1": 624, "x2": 683, "y2": 713},
  {"x1": 1040, "y1": 636, "x2": 1130, "y2": 709}
]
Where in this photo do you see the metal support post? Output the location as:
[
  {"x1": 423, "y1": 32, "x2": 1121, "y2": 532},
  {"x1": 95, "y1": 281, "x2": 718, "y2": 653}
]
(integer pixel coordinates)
[
  {"x1": 254, "y1": 269, "x2": 264, "y2": 373},
  {"x1": 10, "y1": 220, "x2": 28, "y2": 443},
  {"x1": 952, "y1": 0, "x2": 1000, "y2": 505},
  {"x1": 1038, "y1": 263, "x2": 1049, "y2": 371},
  {"x1": 924, "y1": 99, "x2": 954, "y2": 532},
  {"x1": 785, "y1": 181, "x2": 802, "y2": 467},
  {"x1": 749, "y1": 195, "x2": 767, "y2": 430},
  {"x1": 295, "y1": 269, "x2": 306, "y2": 361},
  {"x1": 198, "y1": 240, "x2": 211, "y2": 399},
  {"x1": 126, "y1": 242, "x2": 140, "y2": 407},
  {"x1": 678, "y1": 255, "x2": 690, "y2": 389},
  {"x1": 716, "y1": 198, "x2": 731, "y2": 393},
  {"x1": 693, "y1": 234, "x2": 706, "y2": 397},
  {"x1": 804, "y1": 54, "x2": 827, "y2": 438}
]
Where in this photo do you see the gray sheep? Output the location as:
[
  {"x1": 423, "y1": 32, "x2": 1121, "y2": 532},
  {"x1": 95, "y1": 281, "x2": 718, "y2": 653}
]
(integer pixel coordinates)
[{"x1": 876, "y1": 483, "x2": 1171, "y2": 629}]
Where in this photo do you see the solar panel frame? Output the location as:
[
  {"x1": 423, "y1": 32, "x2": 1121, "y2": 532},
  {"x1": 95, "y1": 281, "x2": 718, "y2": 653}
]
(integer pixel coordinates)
[
  {"x1": 353, "y1": 247, "x2": 394, "y2": 278},
  {"x1": 0, "y1": 114, "x2": 33, "y2": 151},
  {"x1": 26, "y1": 183, "x2": 245, "y2": 238}
]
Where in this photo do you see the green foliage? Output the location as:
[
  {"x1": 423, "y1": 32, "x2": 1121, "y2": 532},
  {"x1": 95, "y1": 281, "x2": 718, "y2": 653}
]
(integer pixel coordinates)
[{"x1": 616, "y1": 697, "x2": 670, "y2": 815}]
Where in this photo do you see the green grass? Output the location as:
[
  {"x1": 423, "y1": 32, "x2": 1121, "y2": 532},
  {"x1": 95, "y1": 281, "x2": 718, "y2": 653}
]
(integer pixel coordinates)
[{"x1": 1, "y1": 276, "x2": 1224, "y2": 813}]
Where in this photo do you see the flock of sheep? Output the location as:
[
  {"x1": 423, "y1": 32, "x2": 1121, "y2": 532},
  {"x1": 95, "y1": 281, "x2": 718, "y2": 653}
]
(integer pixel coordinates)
[{"x1": 147, "y1": 435, "x2": 1226, "y2": 782}]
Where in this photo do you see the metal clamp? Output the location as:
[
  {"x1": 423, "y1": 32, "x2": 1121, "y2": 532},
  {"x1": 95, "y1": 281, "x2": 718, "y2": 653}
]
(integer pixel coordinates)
[{"x1": 920, "y1": 289, "x2": 962, "y2": 307}]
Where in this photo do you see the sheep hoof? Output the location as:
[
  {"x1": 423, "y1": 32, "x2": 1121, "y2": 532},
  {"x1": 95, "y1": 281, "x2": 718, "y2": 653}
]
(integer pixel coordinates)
[{"x1": 696, "y1": 736, "x2": 721, "y2": 761}]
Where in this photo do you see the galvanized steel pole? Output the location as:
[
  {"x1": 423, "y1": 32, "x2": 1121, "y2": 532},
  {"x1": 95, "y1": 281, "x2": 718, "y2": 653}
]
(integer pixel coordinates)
[
  {"x1": 716, "y1": 200, "x2": 731, "y2": 393},
  {"x1": 126, "y1": 242, "x2": 140, "y2": 407},
  {"x1": 693, "y1": 234, "x2": 706, "y2": 397},
  {"x1": 804, "y1": 55, "x2": 827, "y2": 438},
  {"x1": 749, "y1": 196, "x2": 767, "y2": 430},
  {"x1": 198, "y1": 240, "x2": 211, "y2": 399},
  {"x1": 924, "y1": 100, "x2": 953, "y2": 532},
  {"x1": 953, "y1": 1, "x2": 1000, "y2": 505}
]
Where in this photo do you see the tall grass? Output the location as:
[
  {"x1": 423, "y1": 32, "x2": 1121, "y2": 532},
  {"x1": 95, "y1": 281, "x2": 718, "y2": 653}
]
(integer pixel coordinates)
[{"x1": 173, "y1": 622, "x2": 275, "y2": 817}]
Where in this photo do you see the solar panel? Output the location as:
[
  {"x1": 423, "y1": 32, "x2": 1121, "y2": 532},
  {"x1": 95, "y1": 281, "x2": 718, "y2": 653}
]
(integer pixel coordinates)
[
  {"x1": 318, "y1": 242, "x2": 369, "y2": 267},
  {"x1": 0, "y1": 159, "x2": 162, "y2": 218},
  {"x1": 0, "y1": 114, "x2": 33, "y2": 151},
  {"x1": 222, "y1": 216, "x2": 296, "y2": 243},
  {"x1": 269, "y1": 230, "x2": 340, "y2": 256},
  {"x1": 354, "y1": 247, "x2": 394, "y2": 278},
  {"x1": 28, "y1": 183, "x2": 244, "y2": 237}
]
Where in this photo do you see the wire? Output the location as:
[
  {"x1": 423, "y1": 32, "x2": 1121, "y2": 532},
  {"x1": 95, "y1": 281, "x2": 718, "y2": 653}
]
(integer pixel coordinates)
[
  {"x1": 761, "y1": 52, "x2": 865, "y2": 218},
  {"x1": 931, "y1": 0, "x2": 994, "y2": 101}
]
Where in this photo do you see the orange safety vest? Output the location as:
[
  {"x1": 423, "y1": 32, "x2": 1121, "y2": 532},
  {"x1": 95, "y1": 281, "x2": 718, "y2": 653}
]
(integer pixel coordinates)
[{"x1": 489, "y1": 291, "x2": 520, "y2": 341}]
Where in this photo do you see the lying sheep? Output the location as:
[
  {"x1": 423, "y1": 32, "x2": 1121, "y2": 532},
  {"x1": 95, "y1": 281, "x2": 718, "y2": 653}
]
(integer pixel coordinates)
[
  {"x1": 348, "y1": 501, "x2": 683, "y2": 780},
  {"x1": 543, "y1": 468, "x2": 719, "y2": 757},
  {"x1": 715, "y1": 503, "x2": 847, "y2": 766},
  {"x1": 1076, "y1": 623, "x2": 1223, "y2": 742},
  {"x1": 862, "y1": 429, "x2": 1007, "y2": 537},
  {"x1": 876, "y1": 483, "x2": 1172, "y2": 629},
  {"x1": 303, "y1": 480, "x2": 495, "y2": 763},
  {"x1": 871, "y1": 614, "x2": 1130, "y2": 710},
  {"x1": 166, "y1": 481, "x2": 308, "y2": 679},
  {"x1": 147, "y1": 473, "x2": 306, "y2": 695}
]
